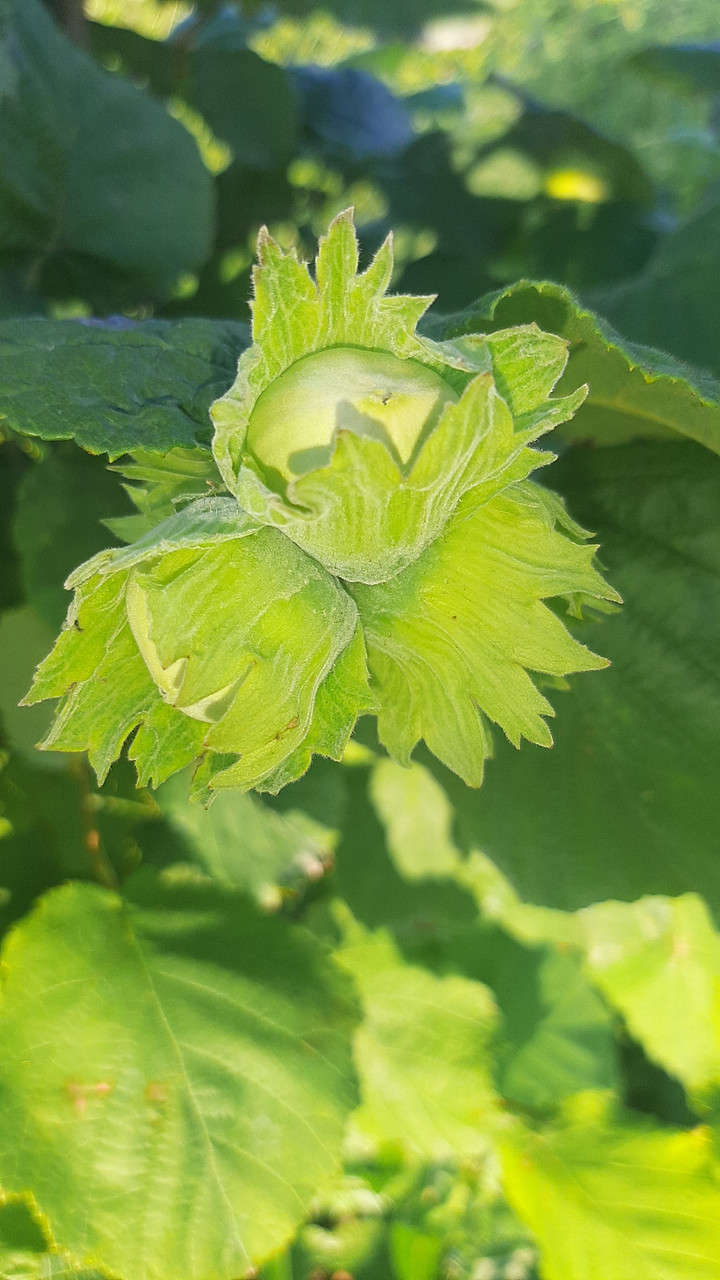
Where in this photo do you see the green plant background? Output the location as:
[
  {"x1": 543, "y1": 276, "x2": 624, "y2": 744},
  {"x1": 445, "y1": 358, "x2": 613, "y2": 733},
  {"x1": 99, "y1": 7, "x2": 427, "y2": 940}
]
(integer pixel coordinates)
[{"x1": 2, "y1": 1, "x2": 720, "y2": 1279}]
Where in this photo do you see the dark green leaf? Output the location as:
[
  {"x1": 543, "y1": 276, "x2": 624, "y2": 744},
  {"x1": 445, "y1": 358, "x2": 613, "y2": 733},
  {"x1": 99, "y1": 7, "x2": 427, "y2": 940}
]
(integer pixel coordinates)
[
  {"x1": 0, "y1": 442, "x2": 27, "y2": 613},
  {"x1": 628, "y1": 42, "x2": 720, "y2": 95},
  {"x1": 0, "y1": 607, "x2": 59, "y2": 758},
  {"x1": 0, "y1": 751, "x2": 154, "y2": 937},
  {"x1": 0, "y1": 317, "x2": 248, "y2": 456},
  {"x1": 190, "y1": 47, "x2": 298, "y2": 168},
  {"x1": 433, "y1": 440, "x2": 720, "y2": 913},
  {"x1": 597, "y1": 194, "x2": 720, "y2": 379},
  {"x1": 497, "y1": 98, "x2": 653, "y2": 204},
  {"x1": 0, "y1": 0, "x2": 214, "y2": 308},
  {"x1": 89, "y1": 21, "x2": 298, "y2": 170},
  {"x1": 13, "y1": 446, "x2": 132, "y2": 628},
  {"x1": 436, "y1": 278, "x2": 720, "y2": 454},
  {"x1": 333, "y1": 766, "x2": 478, "y2": 938},
  {"x1": 87, "y1": 20, "x2": 176, "y2": 98}
]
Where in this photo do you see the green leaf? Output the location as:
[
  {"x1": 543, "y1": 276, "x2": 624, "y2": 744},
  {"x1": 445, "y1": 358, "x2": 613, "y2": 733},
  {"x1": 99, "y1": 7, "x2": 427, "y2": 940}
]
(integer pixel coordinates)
[
  {"x1": 89, "y1": 21, "x2": 298, "y2": 170},
  {"x1": 334, "y1": 908, "x2": 500, "y2": 1160},
  {"x1": 25, "y1": 497, "x2": 373, "y2": 793},
  {"x1": 0, "y1": 878, "x2": 359, "y2": 1280},
  {"x1": 0, "y1": 0, "x2": 214, "y2": 308},
  {"x1": 149, "y1": 767, "x2": 337, "y2": 907},
  {"x1": 442, "y1": 813, "x2": 720, "y2": 1107},
  {"x1": 596, "y1": 196, "x2": 720, "y2": 380},
  {"x1": 0, "y1": 318, "x2": 248, "y2": 456},
  {"x1": 439, "y1": 279, "x2": 720, "y2": 454},
  {"x1": 254, "y1": 624, "x2": 378, "y2": 796},
  {"x1": 13, "y1": 446, "x2": 132, "y2": 629},
  {"x1": 459, "y1": 856, "x2": 720, "y2": 1119},
  {"x1": 409, "y1": 912, "x2": 619, "y2": 1115},
  {"x1": 0, "y1": 1198, "x2": 102, "y2": 1279},
  {"x1": 0, "y1": 751, "x2": 155, "y2": 938},
  {"x1": 330, "y1": 764, "x2": 478, "y2": 938},
  {"x1": 436, "y1": 440, "x2": 720, "y2": 912},
  {"x1": 577, "y1": 894, "x2": 720, "y2": 1101},
  {"x1": 0, "y1": 607, "x2": 59, "y2": 761},
  {"x1": 389, "y1": 1222, "x2": 444, "y2": 1280},
  {"x1": 367, "y1": 759, "x2": 618, "y2": 1110},
  {"x1": 105, "y1": 446, "x2": 226, "y2": 543},
  {"x1": 189, "y1": 47, "x2": 298, "y2": 169},
  {"x1": 24, "y1": 566, "x2": 207, "y2": 789},
  {"x1": 0, "y1": 1200, "x2": 53, "y2": 1280},
  {"x1": 501, "y1": 1105, "x2": 720, "y2": 1280},
  {"x1": 628, "y1": 43, "x2": 720, "y2": 95},
  {"x1": 369, "y1": 756, "x2": 461, "y2": 881},
  {"x1": 495, "y1": 946, "x2": 619, "y2": 1112},
  {"x1": 351, "y1": 480, "x2": 617, "y2": 786}
]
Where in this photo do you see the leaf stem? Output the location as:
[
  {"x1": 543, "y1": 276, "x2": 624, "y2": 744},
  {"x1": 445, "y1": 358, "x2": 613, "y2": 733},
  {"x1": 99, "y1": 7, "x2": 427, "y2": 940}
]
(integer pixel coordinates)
[{"x1": 69, "y1": 756, "x2": 119, "y2": 892}]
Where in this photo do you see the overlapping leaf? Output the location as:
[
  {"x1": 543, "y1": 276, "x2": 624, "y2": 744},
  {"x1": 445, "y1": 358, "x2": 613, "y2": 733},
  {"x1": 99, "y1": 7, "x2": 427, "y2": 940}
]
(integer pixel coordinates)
[
  {"x1": 0, "y1": 318, "x2": 248, "y2": 456},
  {"x1": 368, "y1": 759, "x2": 618, "y2": 1110},
  {"x1": 0, "y1": 878, "x2": 359, "y2": 1280},
  {"x1": 436, "y1": 440, "x2": 720, "y2": 912},
  {"x1": 501, "y1": 1103, "x2": 720, "y2": 1280},
  {"x1": 88, "y1": 18, "x2": 298, "y2": 170},
  {"x1": 335, "y1": 908, "x2": 500, "y2": 1159},
  {"x1": 437, "y1": 279, "x2": 720, "y2": 454},
  {"x1": 577, "y1": 894, "x2": 720, "y2": 1101},
  {"x1": 382, "y1": 757, "x2": 720, "y2": 1109},
  {"x1": 0, "y1": 0, "x2": 213, "y2": 309}
]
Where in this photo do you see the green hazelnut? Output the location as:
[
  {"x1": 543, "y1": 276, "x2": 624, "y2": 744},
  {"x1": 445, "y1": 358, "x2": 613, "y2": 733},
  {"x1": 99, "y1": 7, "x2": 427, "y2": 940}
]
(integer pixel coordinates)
[{"x1": 246, "y1": 346, "x2": 458, "y2": 481}]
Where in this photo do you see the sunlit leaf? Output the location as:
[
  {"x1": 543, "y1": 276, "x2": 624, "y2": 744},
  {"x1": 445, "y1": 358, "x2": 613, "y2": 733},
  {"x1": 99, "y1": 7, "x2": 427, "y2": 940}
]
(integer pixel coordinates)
[
  {"x1": 0, "y1": 878, "x2": 359, "y2": 1280},
  {"x1": 502, "y1": 1104, "x2": 720, "y2": 1280},
  {"x1": 335, "y1": 907, "x2": 500, "y2": 1159}
]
